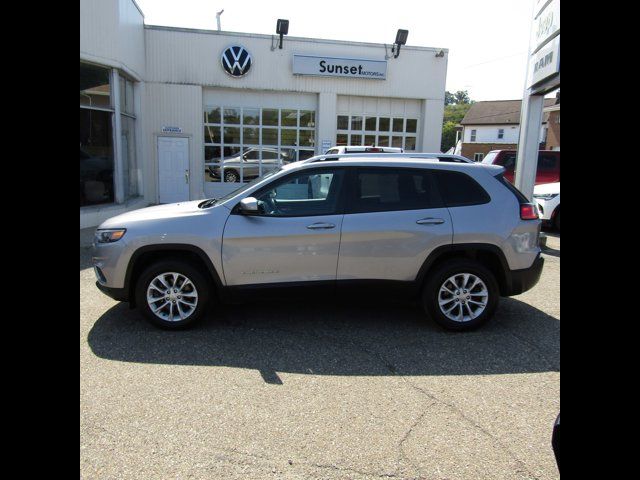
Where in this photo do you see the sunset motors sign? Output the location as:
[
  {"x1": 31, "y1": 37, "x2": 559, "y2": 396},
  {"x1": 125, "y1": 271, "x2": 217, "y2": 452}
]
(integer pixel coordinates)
[{"x1": 292, "y1": 54, "x2": 387, "y2": 80}]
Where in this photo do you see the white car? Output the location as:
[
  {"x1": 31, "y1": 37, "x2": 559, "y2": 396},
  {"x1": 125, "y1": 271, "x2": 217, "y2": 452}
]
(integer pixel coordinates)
[
  {"x1": 324, "y1": 145, "x2": 403, "y2": 154},
  {"x1": 533, "y1": 182, "x2": 560, "y2": 231}
]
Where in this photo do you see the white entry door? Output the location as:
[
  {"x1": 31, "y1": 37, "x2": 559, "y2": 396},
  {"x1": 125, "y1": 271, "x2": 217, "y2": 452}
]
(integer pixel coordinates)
[{"x1": 158, "y1": 136, "x2": 189, "y2": 204}]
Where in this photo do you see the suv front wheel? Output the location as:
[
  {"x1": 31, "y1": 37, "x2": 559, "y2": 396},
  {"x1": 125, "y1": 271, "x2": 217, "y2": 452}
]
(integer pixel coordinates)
[
  {"x1": 135, "y1": 260, "x2": 210, "y2": 329},
  {"x1": 422, "y1": 259, "x2": 499, "y2": 331}
]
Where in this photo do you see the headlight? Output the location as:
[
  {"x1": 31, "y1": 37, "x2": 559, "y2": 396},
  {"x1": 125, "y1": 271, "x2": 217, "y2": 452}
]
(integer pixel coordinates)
[
  {"x1": 533, "y1": 193, "x2": 558, "y2": 201},
  {"x1": 95, "y1": 229, "x2": 126, "y2": 243}
]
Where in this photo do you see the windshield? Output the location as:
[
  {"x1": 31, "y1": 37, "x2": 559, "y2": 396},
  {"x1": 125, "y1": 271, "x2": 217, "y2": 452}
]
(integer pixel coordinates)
[
  {"x1": 199, "y1": 167, "x2": 283, "y2": 208},
  {"x1": 481, "y1": 152, "x2": 498, "y2": 165}
]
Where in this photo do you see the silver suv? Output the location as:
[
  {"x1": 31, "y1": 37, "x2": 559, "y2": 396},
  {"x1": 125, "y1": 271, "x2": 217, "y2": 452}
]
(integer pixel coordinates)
[{"x1": 92, "y1": 154, "x2": 543, "y2": 331}]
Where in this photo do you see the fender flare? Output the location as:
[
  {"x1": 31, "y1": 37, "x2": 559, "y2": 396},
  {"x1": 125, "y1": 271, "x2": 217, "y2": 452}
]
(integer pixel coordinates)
[
  {"x1": 124, "y1": 244, "x2": 224, "y2": 303},
  {"x1": 414, "y1": 243, "x2": 511, "y2": 293}
]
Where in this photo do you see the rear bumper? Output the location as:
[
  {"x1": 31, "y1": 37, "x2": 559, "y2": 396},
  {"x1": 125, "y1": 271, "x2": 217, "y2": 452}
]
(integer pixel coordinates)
[
  {"x1": 95, "y1": 281, "x2": 129, "y2": 302},
  {"x1": 503, "y1": 254, "x2": 544, "y2": 296}
]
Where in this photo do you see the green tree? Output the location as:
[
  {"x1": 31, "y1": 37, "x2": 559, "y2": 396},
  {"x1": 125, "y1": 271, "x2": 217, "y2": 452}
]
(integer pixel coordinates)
[
  {"x1": 445, "y1": 91, "x2": 455, "y2": 106},
  {"x1": 440, "y1": 121, "x2": 458, "y2": 152},
  {"x1": 440, "y1": 90, "x2": 474, "y2": 152},
  {"x1": 454, "y1": 90, "x2": 471, "y2": 104}
]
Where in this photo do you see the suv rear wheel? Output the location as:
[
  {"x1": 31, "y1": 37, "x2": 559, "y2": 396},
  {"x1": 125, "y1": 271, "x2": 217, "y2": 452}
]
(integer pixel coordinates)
[
  {"x1": 135, "y1": 260, "x2": 210, "y2": 329},
  {"x1": 422, "y1": 259, "x2": 499, "y2": 331}
]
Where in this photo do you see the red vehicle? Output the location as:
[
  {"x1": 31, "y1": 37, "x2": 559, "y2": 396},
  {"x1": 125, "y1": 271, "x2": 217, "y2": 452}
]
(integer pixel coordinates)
[{"x1": 481, "y1": 150, "x2": 560, "y2": 185}]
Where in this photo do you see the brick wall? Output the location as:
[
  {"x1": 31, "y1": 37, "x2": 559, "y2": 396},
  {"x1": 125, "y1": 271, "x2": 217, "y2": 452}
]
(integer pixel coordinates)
[
  {"x1": 461, "y1": 143, "x2": 517, "y2": 161},
  {"x1": 546, "y1": 111, "x2": 560, "y2": 150}
]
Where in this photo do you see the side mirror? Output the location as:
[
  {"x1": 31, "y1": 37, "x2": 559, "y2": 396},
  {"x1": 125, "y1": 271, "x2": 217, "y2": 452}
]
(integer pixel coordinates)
[{"x1": 239, "y1": 196, "x2": 259, "y2": 214}]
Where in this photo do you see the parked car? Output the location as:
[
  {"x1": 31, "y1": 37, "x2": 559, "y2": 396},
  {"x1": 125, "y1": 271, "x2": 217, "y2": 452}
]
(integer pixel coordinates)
[
  {"x1": 481, "y1": 150, "x2": 560, "y2": 185},
  {"x1": 533, "y1": 182, "x2": 560, "y2": 231},
  {"x1": 208, "y1": 147, "x2": 293, "y2": 183},
  {"x1": 93, "y1": 155, "x2": 543, "y2": 331},
  {"x1": 325, "y1": 145, "x2": 403, "y2": 154}
]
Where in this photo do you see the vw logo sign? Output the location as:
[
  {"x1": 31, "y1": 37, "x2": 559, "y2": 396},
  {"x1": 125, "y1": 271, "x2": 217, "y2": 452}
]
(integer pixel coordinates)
[{"x1": 221, "y1": 46, "x2": 252, "y2": 77}]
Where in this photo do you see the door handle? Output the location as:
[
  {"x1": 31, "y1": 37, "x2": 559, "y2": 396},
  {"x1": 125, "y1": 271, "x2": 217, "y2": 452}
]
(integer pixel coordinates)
[
  {"x1": 185, "y1": 170, "x2": 190, "y2": 184},
  {"x1": 307, "y1": 222, "x2": 336, "y2": 230},
  {"x1": 416, "y1": 217, "x2": 445, "y2": 225}
]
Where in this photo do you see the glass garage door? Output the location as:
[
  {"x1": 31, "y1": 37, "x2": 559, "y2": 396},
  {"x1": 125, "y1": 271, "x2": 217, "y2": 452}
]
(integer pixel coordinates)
[
  {"x1": 204, "y1": 106, "x2": 316, "y2": 185},
  {"x1": 335, "y1": 114, "x2": 418, "y2": 151}
]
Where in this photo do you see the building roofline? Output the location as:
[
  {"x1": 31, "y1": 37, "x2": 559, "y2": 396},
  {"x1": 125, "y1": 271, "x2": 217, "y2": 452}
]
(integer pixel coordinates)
[
  {"x1": 130, "y1": 0, "x2": 145, "y2": 18},
  {"x1": 143, "y1": 24, "x2": 449, "y2": 53}
]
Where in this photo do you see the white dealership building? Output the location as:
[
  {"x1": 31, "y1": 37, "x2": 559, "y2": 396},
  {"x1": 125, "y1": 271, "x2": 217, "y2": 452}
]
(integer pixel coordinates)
[{"x1": 80, "y1": 0, "x2": 449, "y2": 228}]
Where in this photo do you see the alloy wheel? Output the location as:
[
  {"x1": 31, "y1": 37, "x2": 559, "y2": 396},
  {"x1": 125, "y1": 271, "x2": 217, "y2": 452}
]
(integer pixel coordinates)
[
  {"x1": 437, "y1": 273, "x2": 488, "y2": 322},
  {"x1": 146, "y1": 272, "x2": 199, "y2": 322}
]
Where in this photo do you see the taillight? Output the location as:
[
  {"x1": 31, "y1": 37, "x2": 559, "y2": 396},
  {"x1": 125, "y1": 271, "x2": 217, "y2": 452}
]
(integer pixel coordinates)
[
  {"x1": 365, "y1": 147, "x2": 381, "y2": 152},
  {"x1": 520, "y1": 203, "x2": 539, "y2": 220}
]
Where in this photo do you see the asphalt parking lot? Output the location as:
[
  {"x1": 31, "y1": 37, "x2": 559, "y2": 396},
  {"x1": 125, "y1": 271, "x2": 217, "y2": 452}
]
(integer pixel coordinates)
[{"x1": 80, "y1": 232, "x2": 559, "y2": 479}]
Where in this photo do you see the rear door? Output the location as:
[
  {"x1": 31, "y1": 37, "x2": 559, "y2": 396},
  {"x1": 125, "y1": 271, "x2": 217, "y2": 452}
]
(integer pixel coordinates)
[{"x1": 337, "y1": 167, "x2": 452, "y2": 282}]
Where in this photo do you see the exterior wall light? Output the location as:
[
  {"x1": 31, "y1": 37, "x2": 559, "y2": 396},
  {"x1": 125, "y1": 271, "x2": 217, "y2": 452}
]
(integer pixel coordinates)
[
  {"x1": 392, "y1": 29, "x2": 409, "y2": 58},
  {"x1": 276, "y1": 19, "x2": 289, "y2": 49}
]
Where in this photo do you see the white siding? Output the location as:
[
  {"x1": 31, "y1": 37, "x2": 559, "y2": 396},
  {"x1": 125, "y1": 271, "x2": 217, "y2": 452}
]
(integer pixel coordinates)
[
  {"x1": 143, "y1": 83, "x2": 203, "y2": 201},
  {"x1": 463, "y1": 125, "x2": 520, "y2": 144},
  {"x1": 144, "y1": 27, "x2": 447, "y2": 102},
  {"x1": 80, "y1": 0, "x2": 145, "y2": 79},
  {"x1": 463, "y1": 124, "x2": 547, "y2": 144}
]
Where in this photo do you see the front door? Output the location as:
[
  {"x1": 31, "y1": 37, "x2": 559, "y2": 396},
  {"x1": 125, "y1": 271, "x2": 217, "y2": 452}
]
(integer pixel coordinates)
[
  {"x1": 222, "y1": 167, "x2": 345, "y2": 286},
  {"x1": 158, "y1": 136, "x2": 189, "y2": 203}
]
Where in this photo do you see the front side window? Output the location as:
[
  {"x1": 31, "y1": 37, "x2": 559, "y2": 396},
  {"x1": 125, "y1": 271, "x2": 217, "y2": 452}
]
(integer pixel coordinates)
[
  {"x1": 253, "y1": 169, "x2": 344, "y2": 217},
  {"x1": 350, "y1": 168, "x2": 442, "y2": 213}
]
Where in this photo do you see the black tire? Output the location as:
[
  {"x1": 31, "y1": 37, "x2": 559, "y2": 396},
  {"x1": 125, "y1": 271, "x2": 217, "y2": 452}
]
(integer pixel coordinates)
[
  {"x1": 554, "y1": 208, "x2": 560, "y2": 232},
  {"x1": 422, "y1": 259, "x2": 499, "y2": 331},
  {"x1": 135, "y1": 259, "x2": 211, "y2": 329},
  {"x1": 224, "y1": 169, "x2": 239, "y2": 183}
]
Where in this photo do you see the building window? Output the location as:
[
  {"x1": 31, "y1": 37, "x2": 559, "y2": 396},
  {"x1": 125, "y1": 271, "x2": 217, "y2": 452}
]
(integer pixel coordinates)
[
  {"x1": 204, "y1": 107, "x2": 316, "y2": 183},
  {"x1": 80, "y1": 62, "x2": 139, "y2": 207},
  {"x1": 336, "y1": 115, "x2": 418, "y2": 151},
  {"x1": 80, "y1": 63, "x2": 114, "y2": 207},
  {"x1": 498, "y1": 128, "x2": 504, "y2": 140},
  {"x1": 474, "y1": 153, "x2": 484, "y2": 162},
  {"x1": 470, "y1": 129, "x2": 477, "y2": 142}
]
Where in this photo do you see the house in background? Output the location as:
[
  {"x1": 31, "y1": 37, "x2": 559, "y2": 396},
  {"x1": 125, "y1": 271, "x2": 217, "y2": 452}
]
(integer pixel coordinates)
[
  {"x1": 457, "y1": 96, "x2": 558, "y2": 161},
  {"x1": 543, "y1": 96, "x2": 560, "y2": 151}
]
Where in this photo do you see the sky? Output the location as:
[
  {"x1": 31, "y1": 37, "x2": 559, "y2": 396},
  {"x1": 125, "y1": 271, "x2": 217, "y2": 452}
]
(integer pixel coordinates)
[{"x1": 135, "y1": 0, "x2": 540, "y2": 101}]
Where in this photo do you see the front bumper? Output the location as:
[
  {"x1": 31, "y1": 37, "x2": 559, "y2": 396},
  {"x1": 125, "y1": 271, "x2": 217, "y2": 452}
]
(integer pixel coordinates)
[{"x1": 503, "y1": 254, "x2": 544, "y2": 296}]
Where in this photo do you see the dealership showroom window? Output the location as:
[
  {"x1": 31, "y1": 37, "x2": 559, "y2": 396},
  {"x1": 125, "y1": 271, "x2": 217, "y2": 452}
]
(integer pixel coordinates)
[{"x1": 80, "y1": 62, "x2": 140, "y2": 208}]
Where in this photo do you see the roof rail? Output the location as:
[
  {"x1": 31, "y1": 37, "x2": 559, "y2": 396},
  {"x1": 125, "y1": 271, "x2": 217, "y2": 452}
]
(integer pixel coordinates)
[{"x1": 304, "y1": 153, "x2": 474, "y2": 164}]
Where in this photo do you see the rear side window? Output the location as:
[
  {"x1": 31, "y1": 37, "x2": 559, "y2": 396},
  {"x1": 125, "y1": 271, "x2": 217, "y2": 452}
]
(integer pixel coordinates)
[
  {"x1": 434, "y1": 170, "x2": 491, "y2": 207},
  {"x1": 502, "y1": 154, "x2": 517, "y2": 171},
  {"x1": 538, "y1": 153, "x2": 559, "y2": 171},
  {"x1": 350, "y1": 168, "x2": 443, "y2": 213}
]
